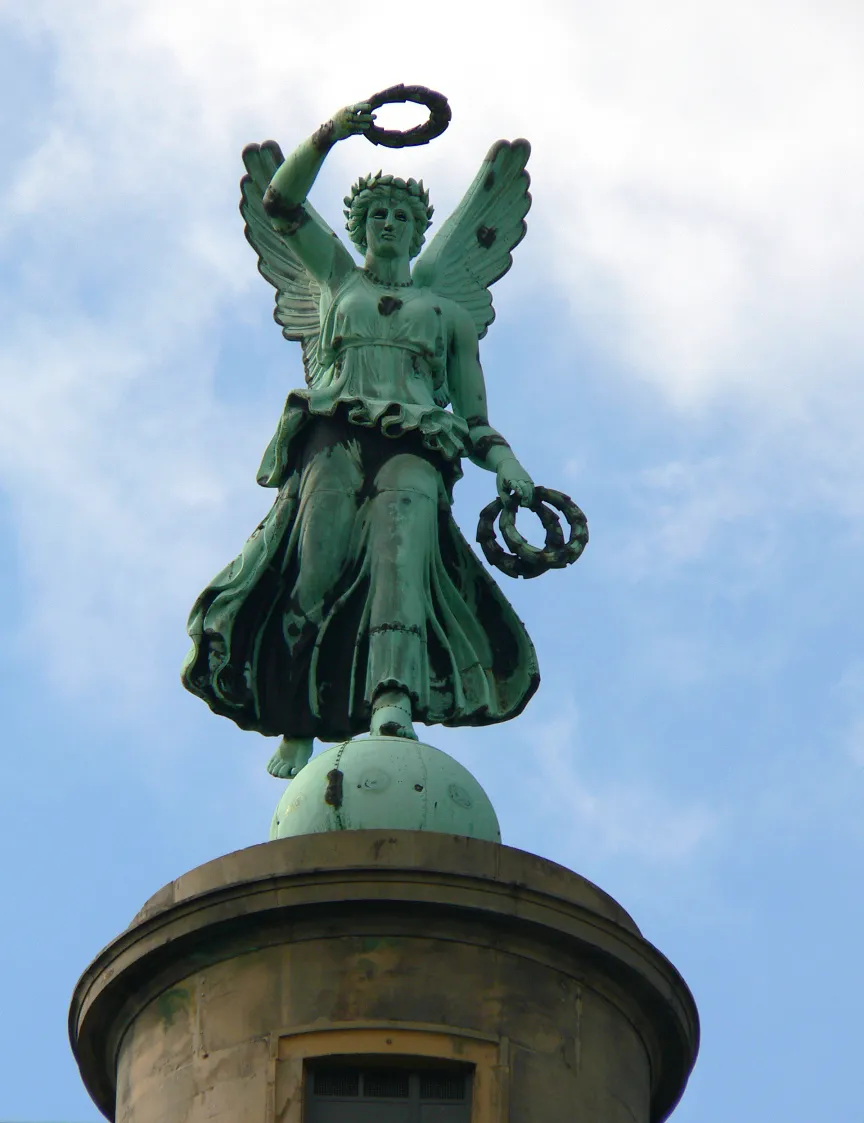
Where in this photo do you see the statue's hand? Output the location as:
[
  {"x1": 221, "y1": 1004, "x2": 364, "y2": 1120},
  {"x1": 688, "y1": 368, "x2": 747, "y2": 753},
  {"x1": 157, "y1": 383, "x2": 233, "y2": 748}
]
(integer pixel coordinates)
[
  {"x1": 330, "y1": 102, "x2": 376, "y2": 142},
  {"x1": 497, "y1": 457, "x2": 535, "y2": 508}
]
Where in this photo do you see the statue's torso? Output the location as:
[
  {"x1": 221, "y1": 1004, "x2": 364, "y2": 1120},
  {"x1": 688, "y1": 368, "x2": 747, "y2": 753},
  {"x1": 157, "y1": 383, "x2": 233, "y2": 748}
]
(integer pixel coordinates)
[
  {"x1": 270, "y1": 270, "x2": 468, "y2": 477},
  {"x1": 317, "y1": 272, "x2": 449, "y2": 407}
]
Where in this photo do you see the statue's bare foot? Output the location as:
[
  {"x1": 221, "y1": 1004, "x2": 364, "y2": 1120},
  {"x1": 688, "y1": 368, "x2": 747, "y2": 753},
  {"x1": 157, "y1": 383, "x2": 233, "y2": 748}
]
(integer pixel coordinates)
[
  {"x1": 370, "y1": 689, "x2": 419, "y2": 740},
  {"x1": 267, "y1": 736, "x2": 313, "y2": 779}
]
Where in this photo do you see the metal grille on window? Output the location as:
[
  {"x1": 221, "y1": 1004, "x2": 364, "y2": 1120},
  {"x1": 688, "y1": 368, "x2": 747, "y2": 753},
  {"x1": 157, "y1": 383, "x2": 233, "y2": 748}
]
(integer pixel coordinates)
[
  {"x1": 314, "y1": 1068, "x2": 360, "y2": 1097},
  {"x1": 420, "y1": 1071, "x2": 466, "y2": 1101},
  {"x1": 363, "y1": 1069, "x2": 411, "y2": 1098},
  {"x1": 307, "y1": 1063, "x2": 472, "y2": 1122}
]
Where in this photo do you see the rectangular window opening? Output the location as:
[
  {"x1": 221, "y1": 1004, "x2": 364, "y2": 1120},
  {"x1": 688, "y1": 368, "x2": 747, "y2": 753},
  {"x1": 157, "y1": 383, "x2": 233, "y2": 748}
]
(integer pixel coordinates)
[{"x1": 307, "y1": 1057, "x2": 473, "y2": 1122}]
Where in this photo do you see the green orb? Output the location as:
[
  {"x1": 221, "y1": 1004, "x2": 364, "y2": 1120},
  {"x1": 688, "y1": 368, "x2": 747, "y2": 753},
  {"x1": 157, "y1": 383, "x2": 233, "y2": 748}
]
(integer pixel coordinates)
[{"x1": 270, "y1": 736, "x2": 500, "y2": 843}]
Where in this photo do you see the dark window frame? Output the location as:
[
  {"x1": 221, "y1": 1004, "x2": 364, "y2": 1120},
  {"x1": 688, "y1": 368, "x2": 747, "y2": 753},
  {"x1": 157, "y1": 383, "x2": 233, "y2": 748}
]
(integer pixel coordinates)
[{"x1": 306, "y1": 1057, "x2": 473, "y2": 1122}]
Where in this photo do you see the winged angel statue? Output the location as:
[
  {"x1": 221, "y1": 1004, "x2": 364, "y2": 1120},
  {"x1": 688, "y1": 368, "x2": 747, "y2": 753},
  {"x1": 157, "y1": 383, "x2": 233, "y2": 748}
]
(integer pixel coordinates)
[{"x1": 182, "y1": 99, "x2": 584, "y2": 779}]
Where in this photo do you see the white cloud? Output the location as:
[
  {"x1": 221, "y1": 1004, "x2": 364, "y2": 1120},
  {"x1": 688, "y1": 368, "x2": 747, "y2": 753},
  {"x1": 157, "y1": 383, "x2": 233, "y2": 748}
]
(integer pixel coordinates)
[
  {"x1": 0, "y1": 0, "x2": 862, "y2": 699},
  {"x1": 614, "y1": 454, "x2": 764, "y2": 579},
  {"x1": 7, "y1": 0, "x2": 862, "y2": 400},
  {"x1": 513, "y1": 706, "x2": 718, "y2": 862},
  {"x1": 0, "y1": 250, "x2": 270, "y2": 698}
]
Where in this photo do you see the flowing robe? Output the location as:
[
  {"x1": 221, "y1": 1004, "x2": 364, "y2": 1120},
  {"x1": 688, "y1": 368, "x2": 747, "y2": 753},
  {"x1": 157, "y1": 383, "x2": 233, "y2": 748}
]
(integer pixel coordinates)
[{"x1": 181, "y1": 271, "x2": 539, "y2": 740}]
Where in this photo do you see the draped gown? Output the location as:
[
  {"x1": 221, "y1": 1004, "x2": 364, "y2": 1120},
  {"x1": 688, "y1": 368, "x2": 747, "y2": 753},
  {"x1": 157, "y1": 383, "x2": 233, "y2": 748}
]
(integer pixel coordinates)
[{"x1": 181, "y1": 268, "x2": 539, "y2": 742}]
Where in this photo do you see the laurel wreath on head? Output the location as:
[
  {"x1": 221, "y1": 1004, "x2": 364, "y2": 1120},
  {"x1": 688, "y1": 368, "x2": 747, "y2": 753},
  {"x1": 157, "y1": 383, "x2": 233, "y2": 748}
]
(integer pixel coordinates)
[{"x1": 343, "y1": 173, "x2": 435, "y2": 258}]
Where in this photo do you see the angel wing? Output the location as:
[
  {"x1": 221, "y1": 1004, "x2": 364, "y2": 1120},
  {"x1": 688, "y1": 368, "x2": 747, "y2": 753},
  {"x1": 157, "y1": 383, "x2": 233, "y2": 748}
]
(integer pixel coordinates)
[
  {"x1": 240, "y1": 141, "x2": 325, "y2": 384},
  {"x1": 411, "y1": 139, "x2": 531, "y2": 339}
]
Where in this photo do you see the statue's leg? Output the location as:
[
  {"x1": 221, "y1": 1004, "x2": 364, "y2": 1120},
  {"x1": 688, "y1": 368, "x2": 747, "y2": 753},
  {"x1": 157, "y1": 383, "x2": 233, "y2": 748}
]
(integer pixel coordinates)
[
  {"x1": 267, "y1": 425, "x2": 363, "y2": 774},
  {"x1": 366, "y1": 452, "x2": 440, "y2": 740},
  {"x1": 289, "y1": 435, "x2": 363, "y2": 620}
]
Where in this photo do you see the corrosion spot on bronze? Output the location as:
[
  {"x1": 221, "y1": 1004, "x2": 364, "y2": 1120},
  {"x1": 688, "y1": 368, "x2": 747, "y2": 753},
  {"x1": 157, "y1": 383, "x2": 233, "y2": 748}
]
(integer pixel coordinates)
[
  {"x1": 311, "y1": 118, "x2": 337, "y2": 153},
  {"x1": 324, "y1": 768, "x2": 344, "y2": 809},
  {"x1": 378, "y1": 296, "x2": 403, "y2": 316},
  {"x1": 262, "y1": 188, "x2": 309, "y2": 235}
]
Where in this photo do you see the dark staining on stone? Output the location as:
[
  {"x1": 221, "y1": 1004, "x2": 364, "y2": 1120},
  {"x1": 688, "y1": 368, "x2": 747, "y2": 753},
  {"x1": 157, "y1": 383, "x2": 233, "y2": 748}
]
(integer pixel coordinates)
[
  {"x1": 476, "y1": 225, "x2": 497, "y2": 249},
  {"x1": 156, "y1": 988, "x2": 190, "y2": 1029},
  {"x1": 378, "y1": 296, "x2": 403, "y2": 316},
  {"x1": 484, "y1": 169, "x2": 496, "y2": 191},
  {"x1": 262, "y1": 188, "x2": 309, "y2": 236},
  {"x1": 324, "y1": 767, "x2": 344, "y2": 809},
  {"x1": 311, "y1": 118, "x2": 337, "y2": 153}
]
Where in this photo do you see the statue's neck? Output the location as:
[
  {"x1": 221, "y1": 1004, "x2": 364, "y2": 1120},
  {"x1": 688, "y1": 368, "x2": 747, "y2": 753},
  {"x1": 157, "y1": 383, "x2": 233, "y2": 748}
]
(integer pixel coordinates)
[{"x1": 364, "y1": 254, "x2": 412, "y2": 286}]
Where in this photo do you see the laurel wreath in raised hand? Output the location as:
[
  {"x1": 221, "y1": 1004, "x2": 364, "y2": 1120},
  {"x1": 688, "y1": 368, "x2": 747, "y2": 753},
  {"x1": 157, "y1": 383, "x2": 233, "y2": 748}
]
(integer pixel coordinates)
[{"x1": 364, "y1": 84, "x2": 452, "y2": 148}]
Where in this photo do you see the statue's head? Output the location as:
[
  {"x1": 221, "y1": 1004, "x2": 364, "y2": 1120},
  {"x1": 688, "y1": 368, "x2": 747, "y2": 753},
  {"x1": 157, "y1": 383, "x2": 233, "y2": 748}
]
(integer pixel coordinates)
[{"x1": 344, "y1": 173, "x2": 434, "y2": 260}]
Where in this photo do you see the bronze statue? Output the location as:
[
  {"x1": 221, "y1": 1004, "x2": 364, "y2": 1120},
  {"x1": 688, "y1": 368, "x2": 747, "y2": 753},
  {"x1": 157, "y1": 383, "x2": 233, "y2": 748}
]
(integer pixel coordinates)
[{"x1": 181, "y1": 88, "x2": 586, "y2": 779}]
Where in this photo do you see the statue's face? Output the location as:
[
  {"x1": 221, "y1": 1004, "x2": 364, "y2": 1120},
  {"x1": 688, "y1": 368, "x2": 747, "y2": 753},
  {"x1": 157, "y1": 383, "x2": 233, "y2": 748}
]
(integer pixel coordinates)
[{"x1": 365, "y1": 192, "x2": 413, "y2": 259}]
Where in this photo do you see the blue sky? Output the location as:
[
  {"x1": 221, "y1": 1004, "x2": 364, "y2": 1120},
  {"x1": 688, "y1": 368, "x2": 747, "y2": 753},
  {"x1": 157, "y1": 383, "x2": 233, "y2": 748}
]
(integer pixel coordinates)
[{"x1": 1, "y1": 1, "x2": 863, "y2": 1119}]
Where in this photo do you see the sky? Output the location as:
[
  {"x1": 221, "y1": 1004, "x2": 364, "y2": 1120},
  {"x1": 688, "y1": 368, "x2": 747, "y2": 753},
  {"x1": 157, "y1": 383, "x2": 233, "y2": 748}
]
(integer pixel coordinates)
[{"x1": 1, "y1": 0, "x2": 863, "y2": 1118}]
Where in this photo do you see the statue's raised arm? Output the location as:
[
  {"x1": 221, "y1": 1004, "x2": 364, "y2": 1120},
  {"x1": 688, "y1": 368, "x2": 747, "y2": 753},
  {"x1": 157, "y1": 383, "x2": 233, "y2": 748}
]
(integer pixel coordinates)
[
  {"x1": 240, "y1": 104, "x2": 373, "y2": 386},
  {"x1": 260, "y1": 103, "x2": 373, "y2": 283}
]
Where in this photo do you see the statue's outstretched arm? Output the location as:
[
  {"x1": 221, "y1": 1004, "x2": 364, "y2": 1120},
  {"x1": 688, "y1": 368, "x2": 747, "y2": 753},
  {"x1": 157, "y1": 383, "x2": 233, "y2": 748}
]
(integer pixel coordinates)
[
  {"x1": 449, "y1": 310, "x2": 535, "y2": 508},
  {"x1": 261, "y1": 103, "x2": 373, "y2": 286}
]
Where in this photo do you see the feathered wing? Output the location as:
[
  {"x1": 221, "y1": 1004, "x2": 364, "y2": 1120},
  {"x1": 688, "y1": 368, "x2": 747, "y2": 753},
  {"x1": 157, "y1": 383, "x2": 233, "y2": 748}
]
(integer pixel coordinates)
[
  {"x1": 411, "y1": 139, "x2": 531, "y2": 339},
  {"x1": 240, "y1": 141, "x2": 324, "y2": 384}
]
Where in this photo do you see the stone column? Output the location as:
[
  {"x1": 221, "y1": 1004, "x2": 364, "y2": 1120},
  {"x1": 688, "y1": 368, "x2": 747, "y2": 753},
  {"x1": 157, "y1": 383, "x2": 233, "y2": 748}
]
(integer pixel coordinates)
[{"x1": 70, "y1": 831, "x2": 698, "y2": 1123}]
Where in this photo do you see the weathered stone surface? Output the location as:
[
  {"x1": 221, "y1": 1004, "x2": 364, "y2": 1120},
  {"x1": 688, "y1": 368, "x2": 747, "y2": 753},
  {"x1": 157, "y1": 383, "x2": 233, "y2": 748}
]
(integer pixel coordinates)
[{"x1": 70, "y1": 832, "x2": 698, "y2": 1123}]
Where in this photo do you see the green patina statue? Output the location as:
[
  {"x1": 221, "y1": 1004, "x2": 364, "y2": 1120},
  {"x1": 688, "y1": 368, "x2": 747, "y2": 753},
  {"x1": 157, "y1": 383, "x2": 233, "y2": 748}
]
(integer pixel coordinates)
[{"x1": 181, "y1": 92, "x2": 586, "y2": 782}]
